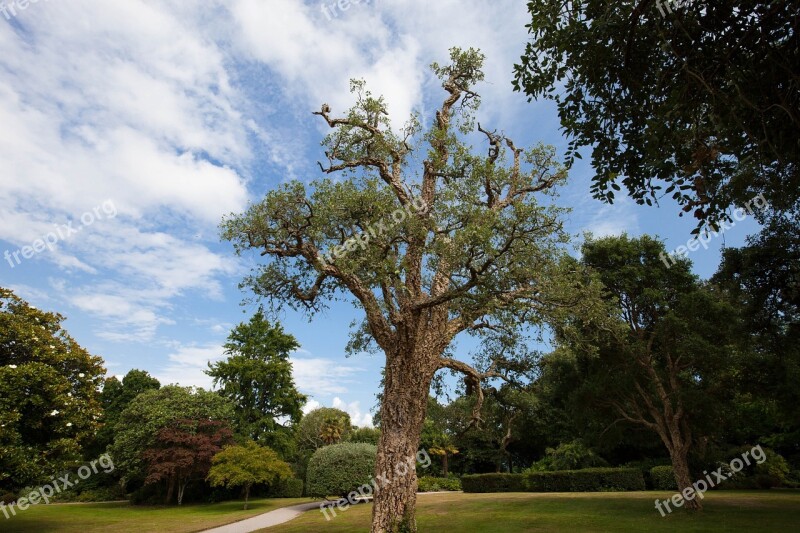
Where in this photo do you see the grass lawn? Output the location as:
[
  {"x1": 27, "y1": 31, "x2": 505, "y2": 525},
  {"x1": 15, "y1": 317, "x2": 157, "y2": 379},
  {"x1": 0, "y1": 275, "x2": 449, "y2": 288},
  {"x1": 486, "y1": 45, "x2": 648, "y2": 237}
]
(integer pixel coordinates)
[
  {"x1": 1, "y1": 497, "x2": 309, "y2": 533},
  {"x1": 264, "y1": 490, "x2": 800, "y2": 532}
]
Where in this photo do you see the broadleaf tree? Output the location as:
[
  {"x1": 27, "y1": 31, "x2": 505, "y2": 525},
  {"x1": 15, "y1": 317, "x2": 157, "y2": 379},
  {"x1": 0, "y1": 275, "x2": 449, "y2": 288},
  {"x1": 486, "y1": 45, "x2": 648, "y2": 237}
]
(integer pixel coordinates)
[
  {"x1": 513, "y1": 0, "x2": 799, "y2": 232},
  {"x1": 207, "y1": 441, "x2": 292, "y2": 510},
  {"x1": 555, "y1": 235, "x2": 743, "y2": 510},
  {"x1": 109, "y1": 385, "x2": 235, "y2": 490},
  {"x1": 221, "y1": 48, "x2": 601, "y2": 532},
  {"x1": 0, "y1": 288, "x2": 105, "y2": 491},
  {"x1": 142, "y1": 418, "x2": 233, "y2": 505}
]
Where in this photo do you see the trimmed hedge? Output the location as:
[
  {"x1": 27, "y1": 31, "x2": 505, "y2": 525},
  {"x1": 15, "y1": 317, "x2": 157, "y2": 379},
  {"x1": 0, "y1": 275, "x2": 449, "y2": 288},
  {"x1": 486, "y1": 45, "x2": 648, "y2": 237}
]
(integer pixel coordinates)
[
  {"x1": 650, "y1": 466, "x2": 677, "y2": 491},
  {"x1": 417, "y1": 476, "x2": 462, "y2": 492},
  {"x1": 461, "y1": 473, "x2": 525, "y2": 493},
  {"x1": 306, "y1": 443, "x2": 377, "y2": 498},
  {"x1": 524, "y1": 468, "x2": 645, "y2": 492}
]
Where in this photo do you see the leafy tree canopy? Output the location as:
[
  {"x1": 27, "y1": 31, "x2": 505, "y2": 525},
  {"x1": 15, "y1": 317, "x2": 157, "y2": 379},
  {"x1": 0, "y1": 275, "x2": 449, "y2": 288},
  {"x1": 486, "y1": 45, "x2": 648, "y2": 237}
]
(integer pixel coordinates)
[
  {"x1": 90, "y1": 369, "x2": 160, "y2": 456},
  {"x1": 297, "y1": 407, "x2": 352, "y2": 452},
  {"x1": 109, "y1": 385, "x2": 235, "y2": 486},
  {"x1": 206, "y1": 309, "x2": 305, "y2": 456},
  {"x1": 207, "y1": 441, "x2": 292, "y2": 510},
  {"x1": 0, "y1": 287, "x2": 105, "y2": 490},
  {"x1": 514, "y1": 0, "x2": 799, "y2": 231},
  {"x1": 143, "y1": 418, "x2": 233, "y2": 505}
]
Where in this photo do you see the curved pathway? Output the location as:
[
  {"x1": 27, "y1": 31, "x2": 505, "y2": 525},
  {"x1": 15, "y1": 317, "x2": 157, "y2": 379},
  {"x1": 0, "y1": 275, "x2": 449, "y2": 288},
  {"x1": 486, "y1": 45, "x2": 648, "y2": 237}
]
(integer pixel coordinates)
[
  {"x1": 201, "y1": 501, "x2": 327, "y2": 533},
  {"x1": 201, "y1": 492, "x2": 455, "y2": 533}
]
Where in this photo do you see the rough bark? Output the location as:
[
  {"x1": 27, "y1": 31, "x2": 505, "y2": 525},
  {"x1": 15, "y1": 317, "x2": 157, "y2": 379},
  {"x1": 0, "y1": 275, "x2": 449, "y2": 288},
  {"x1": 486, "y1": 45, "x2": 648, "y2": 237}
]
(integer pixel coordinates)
[
  {"x1": 371, "y1": 348, "x2": 435, "y2": 533},
  {"x1": 670, "y1": 448, "x2": 700, "y2": 511}
]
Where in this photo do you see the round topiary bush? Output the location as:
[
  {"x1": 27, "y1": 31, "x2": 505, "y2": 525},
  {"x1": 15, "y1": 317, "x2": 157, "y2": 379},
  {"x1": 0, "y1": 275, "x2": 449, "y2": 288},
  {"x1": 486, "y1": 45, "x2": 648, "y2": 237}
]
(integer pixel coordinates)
[
  {"x1": 650, "y1": 465, "x2": 677, "y2": 491},
  {"x1": 306, "y1": 442, "x2": 377, "y2": 498}
]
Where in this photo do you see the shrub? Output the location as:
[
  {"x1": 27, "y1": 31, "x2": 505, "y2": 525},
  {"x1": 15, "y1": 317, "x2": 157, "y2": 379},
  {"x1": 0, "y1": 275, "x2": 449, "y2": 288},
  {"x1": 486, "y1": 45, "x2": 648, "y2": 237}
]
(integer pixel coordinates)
[
  {"x1": 0, "y1": 493, "x2": 17, "y2": 504},
  {"x1": 306, "y1": 443, "x2": 377, "y2": 498},
  {"x1": 417, "y1": 476, "x2": 461, "y2": 492},
  {"x1": 622, "y1": 459, "x2": 670, "y2": 489},
  {"x1": 649, "y1": 466, "x2": 677, "y2": 491},
  {"x1": 461, "y1": 474, "x2": 525, "y2": 493},
  {"x1": 524, "y1": 468, "x2": 645, "y2": 492},
  {"x1": 713, "y1": 446, "x2": 791, "y2": 489},
  {"x1": 16, "y1": 487, "x2": 38, "y2": 501},
  {"x1": 752, "y1": 449, "x2": 790, "y2": 488},
  {"x1": 346, "y1": 427, "x2": 381, "y2": 445},
  {"x1": 526, "y1": 440, "x2": 608, "y2": 472},
  {"x1": 268, "y1": 477, "x2": 304, "y2": 498}
]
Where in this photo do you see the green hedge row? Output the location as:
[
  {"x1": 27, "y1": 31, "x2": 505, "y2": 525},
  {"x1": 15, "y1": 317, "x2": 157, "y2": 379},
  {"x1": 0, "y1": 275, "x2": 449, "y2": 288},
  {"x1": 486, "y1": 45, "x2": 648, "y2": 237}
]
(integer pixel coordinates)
[
  {"x1": 525, "y1": 468, "x2": 645, "y2": 492},
  {"x1": 649, "y1": 466, "x2": 677, "y2": 491},
  {"x1": 462, "y1": 468, "x2": 646, "y2": 493},
  {"x1": 417, "y1": 476, "x2": 462, "y2": 492},
  {"x1": 461, "y1": 473, "x2": 526, "y2": 493}
]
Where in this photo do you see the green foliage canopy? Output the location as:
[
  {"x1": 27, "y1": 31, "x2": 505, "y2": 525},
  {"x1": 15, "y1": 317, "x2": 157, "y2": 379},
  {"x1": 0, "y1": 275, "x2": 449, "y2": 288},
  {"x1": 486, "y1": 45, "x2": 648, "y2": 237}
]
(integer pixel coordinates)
[
  {"x1": 206, "y1": 309, "x2": 305, "y2": 456},
  {"x1": 109, "y1": 385, "x2": 235, "y2": 486},
  {"x1": 514, "y1": 0, "x2": 799, "y2": 231},
  {"x1": 207, "y1": 440, "x2": 292, "y2": 509},
  {"x1": 0, "y1": 288, "x2": 105, "y2": 490}
]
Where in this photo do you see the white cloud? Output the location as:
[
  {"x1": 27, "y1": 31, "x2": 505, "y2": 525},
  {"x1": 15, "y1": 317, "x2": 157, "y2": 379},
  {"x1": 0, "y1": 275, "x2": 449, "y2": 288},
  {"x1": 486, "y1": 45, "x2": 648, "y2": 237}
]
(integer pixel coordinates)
[
  {"x1": 154, "y1": 344, "x2": 225, "y2": 388},
  {"x1": 582, "y1": 196, "x2": 640, "y2": 238},
  {"x1": 333, "y1": 396, "x2": 374, "y2": 428},
  {"x1": 230, "y1": 0, "x2": 530, "y2": 129},
  {"x1": 302, "y1": 399, "x2": 322, "y2": 414},
  {"x1": 0, "y1": 0, "x2": 252, "y2": 342},
  {"x1": 290, "y1": 354, "x2": 366, "y2": 396}
]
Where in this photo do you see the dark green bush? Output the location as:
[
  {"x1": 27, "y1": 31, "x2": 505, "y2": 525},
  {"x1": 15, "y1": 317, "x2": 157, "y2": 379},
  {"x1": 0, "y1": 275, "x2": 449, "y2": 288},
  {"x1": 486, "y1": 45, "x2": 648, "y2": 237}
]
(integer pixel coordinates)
[
  {"x1": 417, "y1": 476, "x2": 461, "y2": 492},
  {"x1": 0, "y1": 492, "x2": 17, "y2": 504},
  {"x1": 268, "y1": 477, "x2": 304, "y2": 498},
  {"x1": 720, "y1": 446, "x2": 791, "y2": 489},
  {"x1": 524, "y1": 468, "x2": 645, "y2": 492},
  {"x1": 526, "y1": 440, "x2": 608, "y2": 472},
  {"x1": 461, "y1": 473, "x2": 525, "y2": 493},
  {"x1": 650, "y1": 466, "x2": 677, "y2": 491},
  {"x1": 306, "y1": 443, "x2": 377, "y2": 498},
  {"x1": 622, "y1": 459, "x2": 671, "y2": 489},
  {"x1": 346, "y1": 427, "x2": 381, "y2": 445}
]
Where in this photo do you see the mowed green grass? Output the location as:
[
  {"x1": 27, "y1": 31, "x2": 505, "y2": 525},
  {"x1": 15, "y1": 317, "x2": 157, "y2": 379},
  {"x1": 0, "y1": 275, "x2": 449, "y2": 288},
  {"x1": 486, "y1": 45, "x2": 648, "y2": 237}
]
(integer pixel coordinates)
[
  {"x1": 264, "y1": 491, "x2": 800, "y2": 532},
  {"x1": 1, "y1": 498, "x2": 308, "y2": 533}
]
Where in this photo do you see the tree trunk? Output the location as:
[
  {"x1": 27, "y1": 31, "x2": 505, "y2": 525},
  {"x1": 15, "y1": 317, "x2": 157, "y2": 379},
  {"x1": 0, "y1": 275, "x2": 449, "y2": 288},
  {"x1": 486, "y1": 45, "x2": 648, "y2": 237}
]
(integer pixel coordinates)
[
  {"x1": 165, "y1": 475, "x2": 175, "y2": 504},
  {"x1": 671, "y1": 449, "x2": 701, "y2": 511},
  {"x1": 442, "y1": 454, "x2": 448, "y2": 477},
  {"x1": 243, "y1": 484, "x2": 250, "y2": 510},
  {"x1": 177, "y1": 479, "x2": 186, "y2": 506},
  {"x1": 371, "y1": 352, "x2": 433, "y2": 533}
]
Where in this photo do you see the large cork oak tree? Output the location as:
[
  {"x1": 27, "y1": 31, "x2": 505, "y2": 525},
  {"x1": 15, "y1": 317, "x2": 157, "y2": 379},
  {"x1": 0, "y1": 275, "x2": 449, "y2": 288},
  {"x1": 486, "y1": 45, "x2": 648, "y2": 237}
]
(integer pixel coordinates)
[{"x1": 222, "y1": 48, "x2": 598, "y2": 532}]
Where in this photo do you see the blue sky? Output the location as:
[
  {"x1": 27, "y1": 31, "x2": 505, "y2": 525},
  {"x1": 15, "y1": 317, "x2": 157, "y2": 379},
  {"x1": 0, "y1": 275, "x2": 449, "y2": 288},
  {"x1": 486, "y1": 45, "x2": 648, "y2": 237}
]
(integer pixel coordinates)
[{"x1": 0, "y1": 0, "x2": 761, "y2": 428}]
